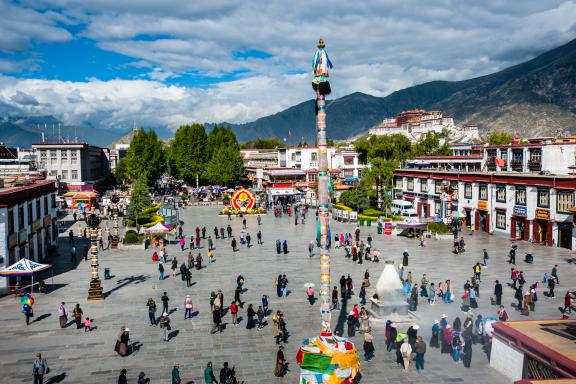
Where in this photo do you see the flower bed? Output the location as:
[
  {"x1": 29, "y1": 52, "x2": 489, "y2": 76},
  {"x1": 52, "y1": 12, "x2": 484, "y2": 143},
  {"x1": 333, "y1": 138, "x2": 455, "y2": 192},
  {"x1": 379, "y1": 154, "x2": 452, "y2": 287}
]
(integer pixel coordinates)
[{"x1": 220, "y1": 206, "x2": 266, "y2": 215}]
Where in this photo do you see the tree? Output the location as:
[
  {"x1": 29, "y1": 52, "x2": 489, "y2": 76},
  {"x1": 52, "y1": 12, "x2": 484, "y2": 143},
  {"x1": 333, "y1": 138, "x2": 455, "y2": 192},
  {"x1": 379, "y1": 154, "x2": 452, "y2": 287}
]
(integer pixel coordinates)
[
  {"x1": 129, "y1": 173, "x2": 151, "y2": 224},
  {"x1": 487, "y1": 130, "x2": 513, "y2": 145},
  {"x1": 360, "y1": 157, "x2": 399, "y2": 212},
  {"x1": 204, "y1": 146, "x2": 245, "y2": 186},
  {"x1": 123, "y1": 129, "x2": 166, "y2": 186},
  {"x1": 355, "y1": 134, "x2": 413, "y2": 163},
  {"x1": 169, "y1": 124, "x2": 207, "y2": 182},
  {"x1": 339, "y1": 187, "x2": 370, "y2": 211},
  {"x1": 412, "y1": 132, "x2": 451, "y2": 156},
  {"x1": 241, "y1": 137, "x2": 283, "y2": 149}
]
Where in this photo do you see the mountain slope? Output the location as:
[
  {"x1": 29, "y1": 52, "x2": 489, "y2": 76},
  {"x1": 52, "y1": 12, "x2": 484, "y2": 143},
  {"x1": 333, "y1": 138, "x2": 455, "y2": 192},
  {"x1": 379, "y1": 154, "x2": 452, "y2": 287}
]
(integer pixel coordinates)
[{"x1": 228, "y1": 37, "x2": 576, "y2": 142}]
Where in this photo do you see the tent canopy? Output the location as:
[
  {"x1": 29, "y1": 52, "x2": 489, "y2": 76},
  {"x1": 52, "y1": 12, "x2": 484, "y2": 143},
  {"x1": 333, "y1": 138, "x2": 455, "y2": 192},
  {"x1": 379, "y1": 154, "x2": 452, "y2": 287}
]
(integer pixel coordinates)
[
  {"x1": 144, "y1": 222, "x2": 171, "y2": 233},
  {"x1": 0, "y1": 258, "x2": 52, "y2": 276}
]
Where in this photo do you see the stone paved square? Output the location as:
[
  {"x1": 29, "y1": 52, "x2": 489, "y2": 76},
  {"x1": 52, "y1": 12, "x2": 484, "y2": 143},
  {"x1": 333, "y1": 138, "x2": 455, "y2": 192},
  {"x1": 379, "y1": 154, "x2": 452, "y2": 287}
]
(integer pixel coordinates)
[{"x1": 1, "y1": 205, "x2": 574, "y2": 383}]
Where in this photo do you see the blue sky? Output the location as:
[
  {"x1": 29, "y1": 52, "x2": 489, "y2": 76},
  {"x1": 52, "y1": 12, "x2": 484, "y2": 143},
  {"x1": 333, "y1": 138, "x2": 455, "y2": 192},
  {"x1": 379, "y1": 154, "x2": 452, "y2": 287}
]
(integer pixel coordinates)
[{"x1": 0, "y1": 0, "x2": 575, "y2": 130}]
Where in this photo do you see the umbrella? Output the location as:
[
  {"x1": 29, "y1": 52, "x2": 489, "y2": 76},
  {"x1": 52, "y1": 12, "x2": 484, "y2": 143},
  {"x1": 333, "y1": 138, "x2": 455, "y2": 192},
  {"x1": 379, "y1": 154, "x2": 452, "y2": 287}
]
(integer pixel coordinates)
[{"x1": 304, "y1": 282, "x2": 315, "y2": 288}]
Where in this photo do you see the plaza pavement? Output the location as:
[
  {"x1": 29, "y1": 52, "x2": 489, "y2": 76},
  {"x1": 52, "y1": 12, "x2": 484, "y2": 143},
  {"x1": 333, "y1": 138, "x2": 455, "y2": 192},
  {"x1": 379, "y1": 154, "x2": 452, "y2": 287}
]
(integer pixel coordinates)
[{"x1": 0, "y1": 205, "x2": 574, "y2": 384}]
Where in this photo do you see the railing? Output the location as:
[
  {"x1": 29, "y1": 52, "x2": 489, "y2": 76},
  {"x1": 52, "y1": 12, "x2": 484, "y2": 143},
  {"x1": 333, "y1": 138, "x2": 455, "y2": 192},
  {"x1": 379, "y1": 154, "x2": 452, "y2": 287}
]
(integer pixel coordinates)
[{"x1": 510, "y1": 159, "x2": 523, "y2": 169}]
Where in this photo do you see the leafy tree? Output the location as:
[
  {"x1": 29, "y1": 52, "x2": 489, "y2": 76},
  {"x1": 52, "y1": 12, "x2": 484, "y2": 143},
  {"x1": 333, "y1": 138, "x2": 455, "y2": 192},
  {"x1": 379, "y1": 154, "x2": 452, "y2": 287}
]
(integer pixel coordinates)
[
  {"x1": 412, "y1": 132, "x2": 451, "y2": 156},
  {"x1": 487, "y1": 130, "x2": 513, "y2": 145},
  {"x1": 205, "y1": 146, "x2": 244, "y2": 186},
  {"x1": 169, "y1": 124, "x2": 207, "y2": 182},
  {"x1": 355, "y1": 134, "x2": 413, "y2": 163},
  {"x1": 123, "y1": 129, "x2": 166, "y2": 186},
  {"x1": 114, "y1": 157, "x2": 128, "y2": 185},
  {"x1": 128, "y1": 173, "x2": 151, "y2": 224},
  {"x1": 241, "y1": 137, "x2": 284, "y2": 149},
  {"x1": 206, "y1": 126, "x2": 239, "y2": 155},
  {"x1": 339, "y1": 187, "x2": 370, "y2": 211}
]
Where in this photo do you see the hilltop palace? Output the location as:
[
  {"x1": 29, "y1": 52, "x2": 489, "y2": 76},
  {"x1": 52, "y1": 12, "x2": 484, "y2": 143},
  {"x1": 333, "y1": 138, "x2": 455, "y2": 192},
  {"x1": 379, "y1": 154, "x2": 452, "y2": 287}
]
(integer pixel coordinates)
[{"x1": 368, "y1": 110, "x2": 480, "y2": 143}]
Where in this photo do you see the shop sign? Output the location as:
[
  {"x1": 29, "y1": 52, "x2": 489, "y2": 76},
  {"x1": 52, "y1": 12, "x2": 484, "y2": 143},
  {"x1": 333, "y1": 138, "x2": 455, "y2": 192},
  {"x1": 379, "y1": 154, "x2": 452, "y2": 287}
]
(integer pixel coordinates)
[
  {"x1": 513, "y1": 206, "x2": 527, "y2": 216},
  {"x1": 18, "y1": 228, "x2": 28, "y2": 244},
  {"x1": 32, "y1": 219, "x2": 42, "y2": 232},
  {"x1": 477, "y1": 201, "x2": 488, "y2": 211},
  {"x1": 43, "y1": 215, "x2": 52, "y2": 226},
  {"x1": 8, "y1": 233, "x2": 18, "y2": 248},
  {"x1": 535, "y1": 209, "x2": 550, "y2": 221}
]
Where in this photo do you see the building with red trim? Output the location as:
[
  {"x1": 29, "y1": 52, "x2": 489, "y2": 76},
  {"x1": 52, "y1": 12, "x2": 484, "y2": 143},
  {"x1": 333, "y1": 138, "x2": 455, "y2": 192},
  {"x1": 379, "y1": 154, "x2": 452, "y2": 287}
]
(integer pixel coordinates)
[
  {"x1": 0, "y1": 179, "x2": 58, "y2": 293},
  {"x1": 490, "y1": 320, "x2": 576, "y2": 382}
]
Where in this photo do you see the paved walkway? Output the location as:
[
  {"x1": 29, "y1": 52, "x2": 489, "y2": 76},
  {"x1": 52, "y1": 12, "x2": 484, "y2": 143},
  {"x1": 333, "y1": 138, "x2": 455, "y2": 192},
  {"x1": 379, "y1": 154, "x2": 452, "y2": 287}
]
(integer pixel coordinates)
[{"x1": 1, "y1": 206, "x2": 574, "y2": 383}]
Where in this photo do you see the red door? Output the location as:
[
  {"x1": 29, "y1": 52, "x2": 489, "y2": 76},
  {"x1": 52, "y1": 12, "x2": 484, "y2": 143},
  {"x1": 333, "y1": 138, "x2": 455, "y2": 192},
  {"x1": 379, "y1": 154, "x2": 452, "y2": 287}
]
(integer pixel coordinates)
[
  {"x1": 524, "y1": 220, "x2": 531, "y2": 241},
  {"x1": 546, "y1": 221, "x2": 553, "y2": 246},
  {"x1": 417, "y1": 202, "x2": 422, "y2": 217},
  {"x1": 474, "y1": 211, "x2": 480, "y2": 230},
  {"x1": 510, "y1": 218, "x2": 516, "y2": 239},
  {"x1": 485, "y1": 214, "x2": 490, "y2": 232}
]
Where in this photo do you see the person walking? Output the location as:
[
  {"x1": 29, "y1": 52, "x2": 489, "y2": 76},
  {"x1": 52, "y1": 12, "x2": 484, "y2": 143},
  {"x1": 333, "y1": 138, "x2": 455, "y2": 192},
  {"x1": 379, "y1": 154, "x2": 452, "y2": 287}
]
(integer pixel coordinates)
[
  {"x1": 202, "y1": 226, "x2": 207, "y2": 239},
  {"x1": 171, "y1": 257, "x2": 178, "y2": 278},
  {"x1": 262, "y1": 294, "x2": 269, "y2": 315},
  {"x1": 118, "y1": 368, "x2": 128, "y2": 384},
  {"x1": 234, "y1": 286, "x2": 243, "y2": 308},
  {"x1": 281, "y1": 275, "x2": 289, "y2": 297},
  {"x1": 58, "y1": 302, "x2": 68, "y2": 328},
  {"x1": 204, "y1": 362, "x2": 218, "y2": 384},
  {"x1": 551, "y1": 264, "x2": 560, "y2": 285},
  {"x1": 179, "y1": 237, "x2": 185, "y2": 252},
  {"x1": 70, "y1": 246, "x2": 77, "y2": 263},
  {"x1": 402, "y1": 250, "x2": 409, "y2": 267},
  {"x1": 208, "y1": 236, "x2": 214, "y2": 251},
  {"x1": 195, "y1": 253, "x2": 202, "y2": 270},
  {"x1": 185, "y1": 268, "x2": 192, "y2": 287},
  {"x1": 231, "y1": 237, "x2": 237, "y2": 252},
  {"x1": 230, "y1": 301, "x2": 239, "y2": 326},
  {"x1": 180, "y1": 262, "x2": 188, "y2": 281},
  {"x1": 187, "y1": 252, "x2": 194, "y2": 269},
  {"x1": 547, "y1": 277, "x2": 556, "y2": 298},
  {"x1": 146, "y1": 298, "x2": 157, "y2": 325},
  {"x1": 363, "y1": 330, "x2": 375, "y2": 361},
  {"x1": 274, "y1": 346, "x2": 287, "y2": 377},
  {"x1": 184, "y1": 295, "x2": 193, "y2": 320},
  {"x1": 32, "y1": 353, "x2": 49, "y2": 384},
  {"x1": 161, "y1": 292, "x2": 169, "y2": 314},
  {"x1": 494, "y1": 280, "x2": 503, "y2": 306},
  {"x1": 483, "y1": 249, "x2": 489, "y2": 266},
  {"x1": 160, "y1": 313, "x2": 171, "y2": 341},
  {"x1": 276, "y1": 240, "x2": 281, "y2": 254},
  {"x1": 400, "y1": 338, "x2": 412, "y2": 371},
  {"x1": 246, "y1": 304, "x2": 256, "y2": 329},
  {"x1": 73, "y1": 304, "x2": 84, "y2": 329},
  {"x1": 256, "y1": 305, "x2": 265, "y2": 329},
  {"x1": 212, "y1": 307, "x2": 222, "y2": 333},
  {"x1": 171, "y1": 364, "x2": 181, "y2": 384},
  {"x1": 158, "y1": 262, "x2": 165, "y2": 280},
  {"x1": 308, "y1": 241, "x2": 314, "y2": 257},
  {"x1": 332, "y1": 286, "x2": 339, "y2": 310},
  {"x1": 219, "y1": 362, "x2": 233, "y2": 384},
  {"x1": 119, "y1": 328, "x2": 130, "y2": 356},
  {"x1": 227, "y1": 224, "x2": 232, "y2": 238},
  {"x1": 257, "y1": 230, "x2": 262, "y2": 245},
  {"x1": 414, "y1": 336, "x2": 426, "y2": 371}
]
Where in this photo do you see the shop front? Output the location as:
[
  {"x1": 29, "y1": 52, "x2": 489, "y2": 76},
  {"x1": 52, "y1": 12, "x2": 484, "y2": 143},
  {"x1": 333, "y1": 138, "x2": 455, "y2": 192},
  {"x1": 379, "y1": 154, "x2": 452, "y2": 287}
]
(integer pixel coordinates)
[
  {"x1": 462, "y1": 205, "x2": 472, "y2": 228},
  {"x1": 475, "y1": 201, "x2": 490, "y2": 232},
  {"x1": 533, "y1": 209, "x2": 553, "y2": 246},
  {"x1": 511, "y1": 206, "x2": 529, "y2": 241}
]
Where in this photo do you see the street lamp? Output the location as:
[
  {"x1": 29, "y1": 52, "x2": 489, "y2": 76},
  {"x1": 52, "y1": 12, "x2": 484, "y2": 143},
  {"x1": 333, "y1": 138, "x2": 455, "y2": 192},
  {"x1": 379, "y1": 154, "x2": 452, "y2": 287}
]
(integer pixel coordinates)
[
  {"x1": 87, "y1": 213, "x2": 104, "y2": 301},
  {"x1": 111, "y1": 194, "x2": 120, "y2": 249}
]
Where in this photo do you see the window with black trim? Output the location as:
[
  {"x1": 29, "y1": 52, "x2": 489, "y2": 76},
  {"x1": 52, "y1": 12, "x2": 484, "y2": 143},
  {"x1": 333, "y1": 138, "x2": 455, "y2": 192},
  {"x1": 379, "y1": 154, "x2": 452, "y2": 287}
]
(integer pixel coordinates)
[
  {"x1": 407, "y1": 178, "x2": 414, "y2": 191},
  {"x1": 537, "y1": 189, "x2": 549, "y2": 208},
  {"x1": 395, "y1": 177, "x2": 403, "y2": 189},
  {"x1": 496, "y1": 186, "x2": 506, "y2": 203},
  {"x1": 515, "y1": 188, "x2": 526, "y2": 206},
  {"x1": 420, "y1": 178, "x2": 428, "y2": 193},
  {"x1": 479, "y1": 184, "x2": 488, "y2": 200},
  {"x1": 464, "y1": 183, "x2": 472, "y2": 199},
  {"x1": 434, "y1": 180, "x2": 442, "y2": 195},
  {"x1": 496, "y1": 211, "x2": 506, "y2": 229},
  {"x1": 557, "y1": 191, "x2": 574, "y2": 214}
]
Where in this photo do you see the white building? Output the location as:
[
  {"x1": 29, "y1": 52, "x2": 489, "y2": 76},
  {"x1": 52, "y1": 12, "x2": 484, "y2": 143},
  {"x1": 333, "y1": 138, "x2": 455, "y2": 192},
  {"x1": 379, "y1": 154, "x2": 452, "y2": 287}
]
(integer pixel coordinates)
[
  {"x1": 369, "y1": 110, "x2": 480, "y2": 143},
  {"x1": 32, "y1": 142, "x2": 110, "y2": 191},
  {"x1": 0, "y1": 179, "x2": 58, "y2": 293}
]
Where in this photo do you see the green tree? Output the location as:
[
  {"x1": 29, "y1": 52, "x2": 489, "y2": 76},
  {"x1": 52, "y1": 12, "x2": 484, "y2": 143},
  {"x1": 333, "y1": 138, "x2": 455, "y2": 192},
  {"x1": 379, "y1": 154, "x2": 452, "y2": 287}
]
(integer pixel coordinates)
[
  {"x1": 123, "y1": 129, "x2": 166, "y2": 186},
  {"x1": 169, "y1": 124, "x2": 207, "y2": 182},
  {"x1": 339, "y1": 187, "x2": 370, "y2": 211},
  {"x1": 205, "y1": 146, "x2": 245, "y2": 186},
  {"x1": 355, "y1": 134, "x2": 413, "y2": 163},
  {"x1": 360, "y1": 157, "x2": 399, "y2": 212},
  {"x1": 241, "y1": 137, "x2": 283, "y2": 149},
  {"x1": 128, "y1": 174, "x2": 151, "y2": 224},
  {"x1": 412, "y1": 132, "x2": 451, "y2": 156},
  {"x1": 206, "y1": 126, "x2": 239, "y2": 155},
  {"x1": 487, "y1": 130, "x2": 513, "y2": 145}
]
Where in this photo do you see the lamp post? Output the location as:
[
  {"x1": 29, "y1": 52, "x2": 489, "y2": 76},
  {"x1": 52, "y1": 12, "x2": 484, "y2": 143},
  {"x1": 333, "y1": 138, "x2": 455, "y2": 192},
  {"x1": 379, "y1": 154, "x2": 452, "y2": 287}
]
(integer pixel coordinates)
[
  {"x1": 87, "y1": 213, "x2": 104, "y2": 301},
  {"x1": 111, "y1": 194, "x2": 120, "y2": 249}
]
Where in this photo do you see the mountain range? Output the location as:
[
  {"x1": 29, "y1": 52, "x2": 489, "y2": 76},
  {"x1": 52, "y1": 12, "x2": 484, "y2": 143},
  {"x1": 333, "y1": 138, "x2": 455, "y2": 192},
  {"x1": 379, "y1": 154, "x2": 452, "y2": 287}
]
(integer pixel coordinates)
[
  {"x1": 226, "y1": 37, "x2": 576, "y2": 143},
  {"x1": 2, "y1": 37, "x2": 575, "y2": 148}
]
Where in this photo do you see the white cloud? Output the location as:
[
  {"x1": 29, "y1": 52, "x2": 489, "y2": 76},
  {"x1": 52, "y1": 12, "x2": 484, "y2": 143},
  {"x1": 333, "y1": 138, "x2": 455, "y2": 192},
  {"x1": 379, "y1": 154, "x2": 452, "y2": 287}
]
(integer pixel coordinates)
[{"x1": 1, "y1": 0, "x2": 575, "y2": 129}]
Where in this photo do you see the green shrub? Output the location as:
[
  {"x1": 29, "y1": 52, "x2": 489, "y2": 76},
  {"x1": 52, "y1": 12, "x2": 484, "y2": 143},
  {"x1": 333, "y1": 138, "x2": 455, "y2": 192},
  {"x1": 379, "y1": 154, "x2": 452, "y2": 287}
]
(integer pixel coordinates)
[
  {"x1": 363, "y1": 208, "x2": 385, "y2": 217},
  {"x1": 333, "y1": 203, "x2": 353, "y2": 211},
  {"x1": 124, "y1": 231, "x2": 141, "y2": 244},
  {"x1": 427, "y1": 221, "x2": 451, "y2": 234}
]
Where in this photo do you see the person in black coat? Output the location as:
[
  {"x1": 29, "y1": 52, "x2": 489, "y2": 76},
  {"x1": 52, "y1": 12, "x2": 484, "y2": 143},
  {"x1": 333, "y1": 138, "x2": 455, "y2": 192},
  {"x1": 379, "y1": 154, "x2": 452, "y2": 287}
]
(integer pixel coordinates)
[
  {"x1": 402, "y1": 250, "x2": 409, "y2": 267},
  {"x1": 118, "y1": 369, "x2": 128, "y2": 384},
  {"x1": 494, "y1": 280, "x2": 503, "y2": 305}
]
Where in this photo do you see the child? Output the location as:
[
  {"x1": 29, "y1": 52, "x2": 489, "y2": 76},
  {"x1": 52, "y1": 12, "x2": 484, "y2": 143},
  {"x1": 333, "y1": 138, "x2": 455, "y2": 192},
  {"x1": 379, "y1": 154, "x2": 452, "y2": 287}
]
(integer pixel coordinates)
[
  {"x1": 208, "y1": 249, "x2": 214, "y2": 264},
  {"x1": 84, "y1": 317, "x2": 92, "y2": 332},
  {"x1": 542, "y1": 272, "x2": 549, "y2": 283}
]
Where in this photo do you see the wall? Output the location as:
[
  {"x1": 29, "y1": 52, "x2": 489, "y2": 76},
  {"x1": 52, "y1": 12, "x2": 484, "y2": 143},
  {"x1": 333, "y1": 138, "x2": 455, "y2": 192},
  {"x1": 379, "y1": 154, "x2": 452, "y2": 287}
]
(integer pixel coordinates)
[{"x1": 490, "y1": 337, "x2": 526, "y2": 381}]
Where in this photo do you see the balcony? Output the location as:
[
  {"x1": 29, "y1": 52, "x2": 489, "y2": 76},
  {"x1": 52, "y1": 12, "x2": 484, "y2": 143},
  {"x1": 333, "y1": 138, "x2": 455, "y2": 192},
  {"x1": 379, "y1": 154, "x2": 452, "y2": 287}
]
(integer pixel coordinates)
[
  {"x1": 510, "y1": 159, "x2": 523, "y2": 171},
  {"x1": 528, "y1": 158, "x2": 541, "y2": 171}
]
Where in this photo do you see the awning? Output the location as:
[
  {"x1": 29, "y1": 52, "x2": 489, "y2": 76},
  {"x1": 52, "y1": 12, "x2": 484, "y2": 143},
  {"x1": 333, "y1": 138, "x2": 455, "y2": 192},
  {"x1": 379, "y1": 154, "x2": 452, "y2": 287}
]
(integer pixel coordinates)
[
  {"x1": 0, "y1": 258, "x2": 52, "y2": 276},
  {"x1": 144, "y1": 222, "x2": 171, "y2": 233},
  {"x1": 344, "y1": 177, "x2": 358, "y2": 182},
  {"x1": 269, "y1": 188, "x2": 297, "y2": 196}
]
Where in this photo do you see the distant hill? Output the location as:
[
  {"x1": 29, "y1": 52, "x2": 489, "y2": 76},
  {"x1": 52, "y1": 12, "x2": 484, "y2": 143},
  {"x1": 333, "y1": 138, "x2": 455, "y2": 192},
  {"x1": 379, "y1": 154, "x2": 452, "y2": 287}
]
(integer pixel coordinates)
[
  {"x1": 0, "y1": 115, "x2": 123, "y2": 148},
  {"x1": 227, "y1": 37, "x2": 576, "y2": 143}
]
